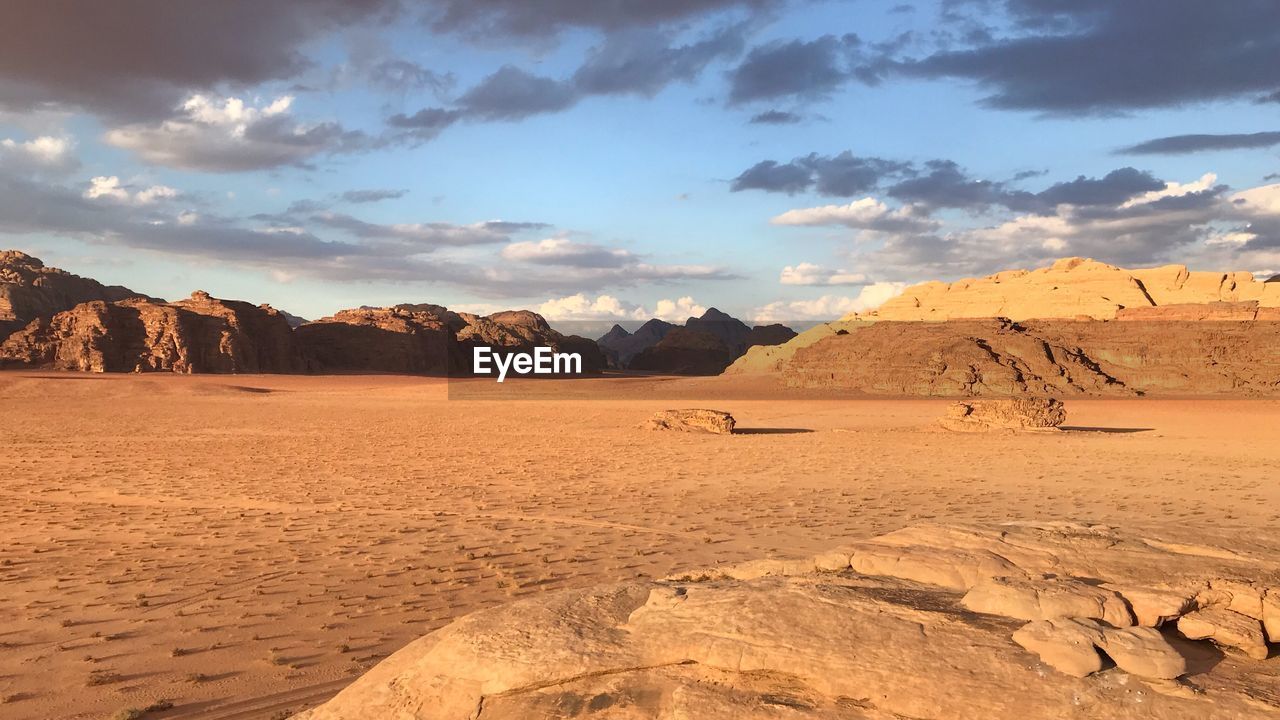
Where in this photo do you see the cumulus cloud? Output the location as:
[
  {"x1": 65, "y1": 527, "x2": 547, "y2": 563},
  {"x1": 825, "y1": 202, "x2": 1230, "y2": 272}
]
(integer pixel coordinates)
[
  {"x1": 533, "y1": 293, "x2": 710, "y2": 322},
  {"x1": 83, "y1": 176, "x2": 179, "y2": 205},
  {"x1": 731, "y1": 151, "x2": 912, "y2": 196},
  {"x1": 727, "y1": 34, "x2": 861, "y2": 104},
  {"x1": 752, "y1": 283, "x2": 905, "y2": 322},
  {"x1": 652, "y1": 296, "x2": 708, "y2": 321},
  {"x1": 104, "y1": 94, "x2": 367, "y2": 172},
  {"x1": 779, "y1": 263, "x2": 867, "y2": 286},
  {"x1": 771, "y1": 197, "x2": 938, "y2": 233},
  {"x1": 0, "y1": 135, "x2": 77, "y2": 175},
  {"x1": 502, "y1": 237, "x2": 633, "y2": 268}
]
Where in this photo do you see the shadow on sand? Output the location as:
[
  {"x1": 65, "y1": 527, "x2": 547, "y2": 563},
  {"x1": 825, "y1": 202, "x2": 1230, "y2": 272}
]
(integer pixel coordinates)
[
  {"x1": 1060, "y1": 426, "x2": 1155, "y2": 434},
  {"x1": 733, "y1": 427, "x2": 816, "y2": 435}
]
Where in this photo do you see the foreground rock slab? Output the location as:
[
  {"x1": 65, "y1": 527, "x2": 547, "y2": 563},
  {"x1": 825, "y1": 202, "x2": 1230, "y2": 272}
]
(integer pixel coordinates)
[
  {"x1": 938, "y1": 397, "x2": 1067, "y2": 432},
  {"x1": 641, "y1": 409, "x2": 736, "y2": 435},
  {"x1": 296, "y1": 523, "x2": 1280, "y2": 720}
]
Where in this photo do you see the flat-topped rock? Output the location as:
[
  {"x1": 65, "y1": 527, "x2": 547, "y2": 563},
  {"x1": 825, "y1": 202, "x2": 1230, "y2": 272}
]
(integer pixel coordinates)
[
  {"x1": 641, "y1": 409, "x2": 736, "y2": 435},
  {"x1": 861, "y1": 257, "x2": 1279, "y2": 322},
  {"x1": 939, "y1": 397, "x2": 1066, "y2": 432},
  {"x1": 297, "y1": 522, "x2": 1280, "y2": 720}
]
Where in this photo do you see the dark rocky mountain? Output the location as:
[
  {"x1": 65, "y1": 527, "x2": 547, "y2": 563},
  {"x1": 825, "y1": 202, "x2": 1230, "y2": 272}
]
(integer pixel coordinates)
[
  {"x1": 627, "y1": 328, "x2": 735, "y2": 376},
  {"x1": 596, "y1": 309, "x2": 796, "y2": 373}
]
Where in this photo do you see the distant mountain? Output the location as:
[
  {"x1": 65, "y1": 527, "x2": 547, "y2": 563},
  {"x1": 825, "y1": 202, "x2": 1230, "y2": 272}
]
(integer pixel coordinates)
[
  {"x1": 596, "y1": 308, "x2": 796, "y2": 373},
  {"x1": 596, "y1": 318, "x2": 676, "y2": 367}
]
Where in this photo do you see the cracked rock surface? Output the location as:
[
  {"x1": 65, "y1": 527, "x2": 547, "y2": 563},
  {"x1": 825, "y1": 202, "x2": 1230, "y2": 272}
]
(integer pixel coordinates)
[{"x1": 296, "y1": 523, "x2": 1280, "y2": 719}]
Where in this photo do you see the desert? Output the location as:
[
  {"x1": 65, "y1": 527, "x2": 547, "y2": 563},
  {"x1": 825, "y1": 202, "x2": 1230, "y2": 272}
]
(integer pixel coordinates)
[{"x1": 5, "y1": 3, "x2": 1280, "y2": 717}]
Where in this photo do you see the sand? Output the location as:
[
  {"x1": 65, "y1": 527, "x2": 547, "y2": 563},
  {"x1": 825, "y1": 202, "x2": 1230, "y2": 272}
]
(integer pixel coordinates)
[{"x1": 1, "y1": 371, "x2": 1278, "y2": 719}]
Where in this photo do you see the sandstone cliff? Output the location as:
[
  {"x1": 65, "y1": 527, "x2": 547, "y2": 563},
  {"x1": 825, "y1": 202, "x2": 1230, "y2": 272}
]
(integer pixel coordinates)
[
  {"x1": 296, "y1": 306, "x2": 606, "y2": 375},
  {"x1": 295, "y1": 307, "x2": 457, "y2": 374},
  {"x1": 864, "y1": 257, "x2": 1280, "y2": 321},
  {"x1": 780, "y1": 318, "x2": 1280, "y2": 396},
  {"x1": 0, "y1": 250, "x2": 149, "y2": 341},
  {"x1": 0, "y1": 291, "x2": 302, "y2": 373}
]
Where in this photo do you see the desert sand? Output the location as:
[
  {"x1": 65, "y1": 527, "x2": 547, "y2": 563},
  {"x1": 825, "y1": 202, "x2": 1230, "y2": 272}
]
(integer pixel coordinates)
[{"x1": 2, "y1": 371, "x2": 1279, "y2": 718}]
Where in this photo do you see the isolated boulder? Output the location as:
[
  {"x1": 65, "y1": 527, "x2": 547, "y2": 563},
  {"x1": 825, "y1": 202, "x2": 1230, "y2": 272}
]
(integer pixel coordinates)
[
  {"x1": 641, "y1": 409, "x2": 736, "y2": 435},
  {"x1": 938, "y1": 397, "x2": 1066, "y2": 432}
]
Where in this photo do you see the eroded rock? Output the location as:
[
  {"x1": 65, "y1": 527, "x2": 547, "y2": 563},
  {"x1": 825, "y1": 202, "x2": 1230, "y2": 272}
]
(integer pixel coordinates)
[
  {"x1": 641, "y1": 409, "x2": 736, "y2": 435},
  {"x1": 938, "y1": 397, "x2": 1067, "y2": 432},
  {"x1": 1177, "y1": 607, "x2": 1270, "y2": 660}
]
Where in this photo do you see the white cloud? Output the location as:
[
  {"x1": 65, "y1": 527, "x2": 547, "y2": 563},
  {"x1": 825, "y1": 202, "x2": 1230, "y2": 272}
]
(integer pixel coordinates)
[
  {"x1": 752, "y1": 283, "x2": 906, "y2": 322},
  {"x1": 104, "y1": 93, "x2": 363, "y2": 172},
  {"x1": 0, "y1": 134, "x2": 77, "y2": 174},
  {"x1": 502, "y1": 237, "x2": 632, "y2": 267},
  {"x1": 651, "y1": 296, "x2": 706, "y2": 321},
  {"x1": 1122, "y1": 172, "x2": 1217, "y2": 208},
  {"x1": 780, "y1": 262, "x2": 868, "y2": 286},
  {"x1": 83, "y1": 175, "x2": 179, "y2": 205},
  {"x1": 1230, "y1": 183, "x2": 1280, "y2": 216},
  {"x1": 535, "y1": 293, "x2": 707, "y2": 321},
  {"x1": 771, "y1": 197, "x2": 938, "y2": 232}
]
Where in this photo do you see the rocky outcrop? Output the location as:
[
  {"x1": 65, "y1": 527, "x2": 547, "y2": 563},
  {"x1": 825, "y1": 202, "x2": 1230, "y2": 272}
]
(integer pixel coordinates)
[
  {"x1": 0, "y1": 250, "x2": 148, "y2": 341},
  {"x1": 865, "y1": 257, "x2": 1280, "y2": 322},
  {"x1": 778, "y1": 318, "x2": 1280, "y2": 396},
  {"x1": 685, "y1": 307, "x2": 752, "y2": 355},
  {"x1": 297, "y1": 522, "x2": 1280, "y2": 720},
  {"x1": 295, "y1": 307, "x2": 456, "y2": 374},
  {"x1": 744, "y1": 322, "x2": 797, "y2": 349},
  {"x1": 938, "y1": 397, "x2": 1066, "y2": 432},
  {"x1": 296, "y1": 306, "x2": 606, "y2": 375},
  {"x1": 1115, "y1": 301, "x2": 1280, "y2": 321},
  {"x1": 0, "y1": 291, "x2": 302, "y2": 373},
  {"x1": 641, "y1": 409, "x2": 736, "y2": 435},
  {"x1": 628, "y1": 328, "x2": 735, "y2": 375}
]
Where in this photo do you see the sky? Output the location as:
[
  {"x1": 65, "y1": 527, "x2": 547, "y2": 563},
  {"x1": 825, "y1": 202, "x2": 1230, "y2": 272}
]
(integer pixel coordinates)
[{"x1": 1, "y1": 0, "x2": 1279, "y2": 324}]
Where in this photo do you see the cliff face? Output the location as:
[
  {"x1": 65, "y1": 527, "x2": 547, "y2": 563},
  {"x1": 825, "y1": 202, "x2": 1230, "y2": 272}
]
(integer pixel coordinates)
[
  {"x1": 781, "y1": 319, "x2": 1280, "y2": 396},
  {"x1": 296, "y1": 306, "x2": 606, "y2": 376},
  {"x1": 866, "y1": 257, "x2": 1280, "y2": 321},
  {"x1": 0, "y1": 292, "x2": 302, "y2": 373},
  {"x1": 0, "y1": 250, "x2": 148, "y2": 341},
  {"x1": 295, "y1": 307, "x2": 456, "y2": 375}
]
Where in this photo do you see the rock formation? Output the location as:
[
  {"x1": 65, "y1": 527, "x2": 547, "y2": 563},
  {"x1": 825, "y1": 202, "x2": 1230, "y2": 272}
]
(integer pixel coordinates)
[
  {"x1": 1115, "y1": 301, "x2": 1280, "y2": 321},
  {"x1": 296, "y1": 306, "x2": 606, "y2": 376},
  {"x1": 297, "y1": 522, "x2": 1280, "y2": 720},
  {"x1": 938, "y1": 397, "x2": 1066, "y2": 432},
  {"x1": 628, "y1": 328, "x2": 736, "y2": 375},
  {"x1": 295, "y1": 307, "x2": 457, "y2": 375},
  {"x1": 641, "y1": 409, "x2": 736, "y2": 434},
  {"x1": 0, "y1": 250, "x2": 148, "y2": 341},
  {"x1": 0, "y1": 291, "x2": 302, "y2": 373},
  {"x1": 598, "y1": 311, "x2": 796, "y2": 373},
  {"x1": 863, "y1": 257, "x2": 1280, "y2": 322},
  {"x1": 775, "y1": 319, "x2": 1280, "y2": 396},
  {"x1": 597, "y1": 319, "x2": 676, "y2": 368}
]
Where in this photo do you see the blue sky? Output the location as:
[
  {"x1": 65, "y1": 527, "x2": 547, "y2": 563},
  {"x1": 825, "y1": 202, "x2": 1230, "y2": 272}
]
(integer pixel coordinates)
[{"x1": 2, "y1": 0, "x2": 1279, "y2": 323}]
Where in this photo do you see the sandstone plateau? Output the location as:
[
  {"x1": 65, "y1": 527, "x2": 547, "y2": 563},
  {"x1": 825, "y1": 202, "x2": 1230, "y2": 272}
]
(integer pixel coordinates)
[
  {"x1": 0, "y1": 291, "x2": 302, "y2": 373},
  {"x1": 0, "y1": 250, "x2": 148, "y2": 341},
  {"x1": 297, "y1": 522, "x2": 1280, "y2": 720},
  {"x1": 864, "y1": 257, "x2": 1280, "y2": 322}
]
